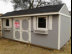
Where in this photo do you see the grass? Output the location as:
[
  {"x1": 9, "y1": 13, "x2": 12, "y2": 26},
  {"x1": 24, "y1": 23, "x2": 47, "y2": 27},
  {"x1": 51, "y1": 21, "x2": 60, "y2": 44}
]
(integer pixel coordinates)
[{"x1": 0, "y1": 38, "x2": 71, "y2": 54}]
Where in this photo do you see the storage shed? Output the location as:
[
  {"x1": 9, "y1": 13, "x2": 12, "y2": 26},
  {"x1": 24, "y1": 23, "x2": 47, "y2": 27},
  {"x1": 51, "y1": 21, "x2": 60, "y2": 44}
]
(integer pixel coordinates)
[{"x1": 0, "y1": 4, "x2": 71, "y2": 50}]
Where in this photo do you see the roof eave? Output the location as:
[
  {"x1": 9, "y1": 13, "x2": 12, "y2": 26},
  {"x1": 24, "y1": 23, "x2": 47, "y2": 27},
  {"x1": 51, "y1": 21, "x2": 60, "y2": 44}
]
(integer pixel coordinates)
[{"x1": 0, "y1": 12, "x2": 59, "y2": 18}]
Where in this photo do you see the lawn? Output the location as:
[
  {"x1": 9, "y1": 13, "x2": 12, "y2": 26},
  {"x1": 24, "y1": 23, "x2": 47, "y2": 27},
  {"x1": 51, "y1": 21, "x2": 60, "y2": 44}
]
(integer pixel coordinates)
[{"x1": 0, "y1": 38, "x2": 71, "y2": 54}]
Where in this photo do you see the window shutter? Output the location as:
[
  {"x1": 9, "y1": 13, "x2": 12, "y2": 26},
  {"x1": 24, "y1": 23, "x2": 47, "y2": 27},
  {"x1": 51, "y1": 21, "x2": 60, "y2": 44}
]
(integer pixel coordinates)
[
  {"x1": 9, "y1": 19, "x2": 12, "y2": 28},
  {"x1": 3, "y1": 19, "x2": 6, "y2": 28},
  {"x1": 49, "y1": 16, "x2": 53, "y2": 30},
  {"x1": 33, "y1": 17, "x2": 37, "y2": 30}
]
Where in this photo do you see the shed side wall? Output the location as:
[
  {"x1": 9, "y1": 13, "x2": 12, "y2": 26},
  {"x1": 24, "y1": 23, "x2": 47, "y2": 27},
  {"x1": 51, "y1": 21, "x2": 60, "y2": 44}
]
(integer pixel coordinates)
[
  {"x1": 31, "y1": 15, "x2": 59, "y2": 49},
  {"x1": 60, "y1": 15, "x2": 71, "y2": 48}
]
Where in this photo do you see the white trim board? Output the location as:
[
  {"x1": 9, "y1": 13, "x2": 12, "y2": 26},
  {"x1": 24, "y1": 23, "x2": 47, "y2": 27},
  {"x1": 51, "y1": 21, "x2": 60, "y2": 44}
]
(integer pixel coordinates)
[{"x1": 58, "y1": 15, "x2": 61, "y2": 50}]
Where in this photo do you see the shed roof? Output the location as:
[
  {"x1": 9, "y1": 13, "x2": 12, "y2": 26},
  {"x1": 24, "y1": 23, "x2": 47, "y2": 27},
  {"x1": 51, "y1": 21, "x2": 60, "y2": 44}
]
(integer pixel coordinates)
[{"x1": 1, "y1": 4, "x2": 64, "y2": 17}]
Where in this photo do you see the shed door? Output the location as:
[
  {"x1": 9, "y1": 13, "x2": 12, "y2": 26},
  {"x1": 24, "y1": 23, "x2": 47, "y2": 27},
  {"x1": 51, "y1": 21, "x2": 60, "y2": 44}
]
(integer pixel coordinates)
[{"x1": 13, "y1": 18, "x2": 31, "y2": 43}]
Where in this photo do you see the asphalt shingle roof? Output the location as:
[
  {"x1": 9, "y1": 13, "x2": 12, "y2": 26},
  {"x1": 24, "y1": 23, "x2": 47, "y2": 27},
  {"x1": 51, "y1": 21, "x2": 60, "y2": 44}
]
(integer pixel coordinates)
[{"x1": 1, "y1": 4, "x2": 64, "y2": 17}]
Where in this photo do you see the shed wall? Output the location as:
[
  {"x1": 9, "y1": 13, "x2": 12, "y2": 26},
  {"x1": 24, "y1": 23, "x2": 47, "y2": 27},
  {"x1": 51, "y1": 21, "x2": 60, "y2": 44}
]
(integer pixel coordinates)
[
  {"x1": 31, "y1": 15, "x2": 59, "y2": 49},
  {"x1": 2, "y1": 15, "x2": 59, "y2": 49},
  {"x1": 60, "y1": 15, "x2": 71, "y2": 48}
]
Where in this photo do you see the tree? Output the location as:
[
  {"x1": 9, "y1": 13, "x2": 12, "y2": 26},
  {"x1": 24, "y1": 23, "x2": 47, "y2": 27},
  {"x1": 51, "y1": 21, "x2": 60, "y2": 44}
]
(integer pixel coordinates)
[
  {"x1": 50, "y1": 0, "x2": 62, "y2": 5},
  {"x1": 11, "y1": 0, "x2": 51, "y2": 10},
  {"x1": 11, "y1": 0, "x2": 62, "y2": 10}
]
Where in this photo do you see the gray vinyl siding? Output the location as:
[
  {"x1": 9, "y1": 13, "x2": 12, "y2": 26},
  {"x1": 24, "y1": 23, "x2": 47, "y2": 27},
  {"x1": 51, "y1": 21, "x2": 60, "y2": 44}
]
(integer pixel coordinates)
[
  {"x1": 2, "y1": 29, "x2": 13, "y2": 39},
  {"x1": 60, "y1": 4, "x2": 70, "y2": 15},
  {"x1": 60, "y1": 15, "x2": 71, "y2": 48},
  {"x1": 31, "y1": 15, "x2": 59, "y2": 49}
]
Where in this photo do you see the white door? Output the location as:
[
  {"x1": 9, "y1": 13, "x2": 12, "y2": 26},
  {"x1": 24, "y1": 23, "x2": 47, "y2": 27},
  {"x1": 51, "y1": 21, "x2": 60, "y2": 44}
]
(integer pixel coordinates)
[{"x1": 13, "y1": 18, "x2": 31, "y2": 43}]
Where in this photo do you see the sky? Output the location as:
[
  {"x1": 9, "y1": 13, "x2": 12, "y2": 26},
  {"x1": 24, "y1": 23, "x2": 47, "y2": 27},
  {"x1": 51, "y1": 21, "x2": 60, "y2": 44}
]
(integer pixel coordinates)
[{"x1": 0, "y1": 0, "x2": 71, "y2": 14}]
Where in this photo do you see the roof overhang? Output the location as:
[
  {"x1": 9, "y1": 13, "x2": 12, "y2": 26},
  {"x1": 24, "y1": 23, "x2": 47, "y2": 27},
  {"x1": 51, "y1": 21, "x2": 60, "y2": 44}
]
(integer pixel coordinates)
[
  {"x1": 0, "y1": 12, "x2": 71, "y2": 18},
  {"x1": 0, "y1": 12, "x2": 59, "y2": 18}
]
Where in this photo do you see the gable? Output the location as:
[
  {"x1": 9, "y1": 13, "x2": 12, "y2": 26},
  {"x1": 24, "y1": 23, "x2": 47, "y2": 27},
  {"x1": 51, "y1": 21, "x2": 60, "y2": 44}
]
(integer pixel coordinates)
[{"x1": 59, "y1": 4, "x2": 70, "y2": 15}]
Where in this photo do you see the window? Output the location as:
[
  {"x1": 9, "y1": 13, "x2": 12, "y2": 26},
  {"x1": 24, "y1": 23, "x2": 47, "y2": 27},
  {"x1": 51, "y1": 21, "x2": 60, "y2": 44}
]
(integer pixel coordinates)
[
  {"x1": 33, "y1": 16, "x2": 52, "y2": 34},
  {"x1": 6, "y1": 19, "x2": 9, "y2": 26},
  {"x1": 33, "y1": 16, "x2": 48, "y2": 34},
  {"x1": 3, "y1": 19, "x2": 12, "y2": 29},
  {"x1": 37, "y1": 16, "x2": 48, "y2": 30},
  {"x1": 38, "y1": 17, "x2": 46, "y2": 28}
]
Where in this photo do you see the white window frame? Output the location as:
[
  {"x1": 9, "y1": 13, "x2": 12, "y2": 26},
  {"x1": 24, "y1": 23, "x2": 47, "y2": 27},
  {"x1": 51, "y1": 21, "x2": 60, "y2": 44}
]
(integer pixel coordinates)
[
  {"x1": 37, "y1": 16, "x2": 48, "y2": 30},
  {"x1": 3, "y1": 19, "x2": 12, "y2": 28}
]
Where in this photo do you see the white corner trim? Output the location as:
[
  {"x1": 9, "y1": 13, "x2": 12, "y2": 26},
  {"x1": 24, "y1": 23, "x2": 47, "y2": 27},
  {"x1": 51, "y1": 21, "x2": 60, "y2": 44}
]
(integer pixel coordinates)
[
  {"x1": 29, "y1": 17, "x2": 31, "y2": 43},
  {"x1": 49, "y1": 16, "x2": 53, "y2": 30},
  {"x1": 20, "y1": 19, "x2": 22, "y2": 41},
  {"x1": 58, "y1": 15, "x2": 61, "y2": 50},
  {"x1": 13, "y1": 19, "x2": 16, "y2": 39},
  {"x1": 59, "y1": 13, "x2": 71, "y2": 18}
]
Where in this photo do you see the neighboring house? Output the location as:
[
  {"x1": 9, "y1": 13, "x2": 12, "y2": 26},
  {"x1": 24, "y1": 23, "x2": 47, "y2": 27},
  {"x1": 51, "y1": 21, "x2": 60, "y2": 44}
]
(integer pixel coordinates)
[{"x1": 0, "y1": 4, "x2": 71, "y2": 50}]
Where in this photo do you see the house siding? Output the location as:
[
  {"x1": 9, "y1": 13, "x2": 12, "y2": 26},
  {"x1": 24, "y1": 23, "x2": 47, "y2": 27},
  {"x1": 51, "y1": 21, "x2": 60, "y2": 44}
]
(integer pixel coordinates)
[
  {"x1": 31, "y1": 15, "x2": 59, "y2": 49},
  {"x1": 60, "y1": 15, "x2": 71, "y2": 48}
]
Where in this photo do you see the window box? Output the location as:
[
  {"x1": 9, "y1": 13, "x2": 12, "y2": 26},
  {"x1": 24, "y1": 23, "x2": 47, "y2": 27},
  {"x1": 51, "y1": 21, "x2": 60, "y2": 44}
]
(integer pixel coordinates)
[{"x1": 34, "y1": 30, "x2": 48, "y2": 34}]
